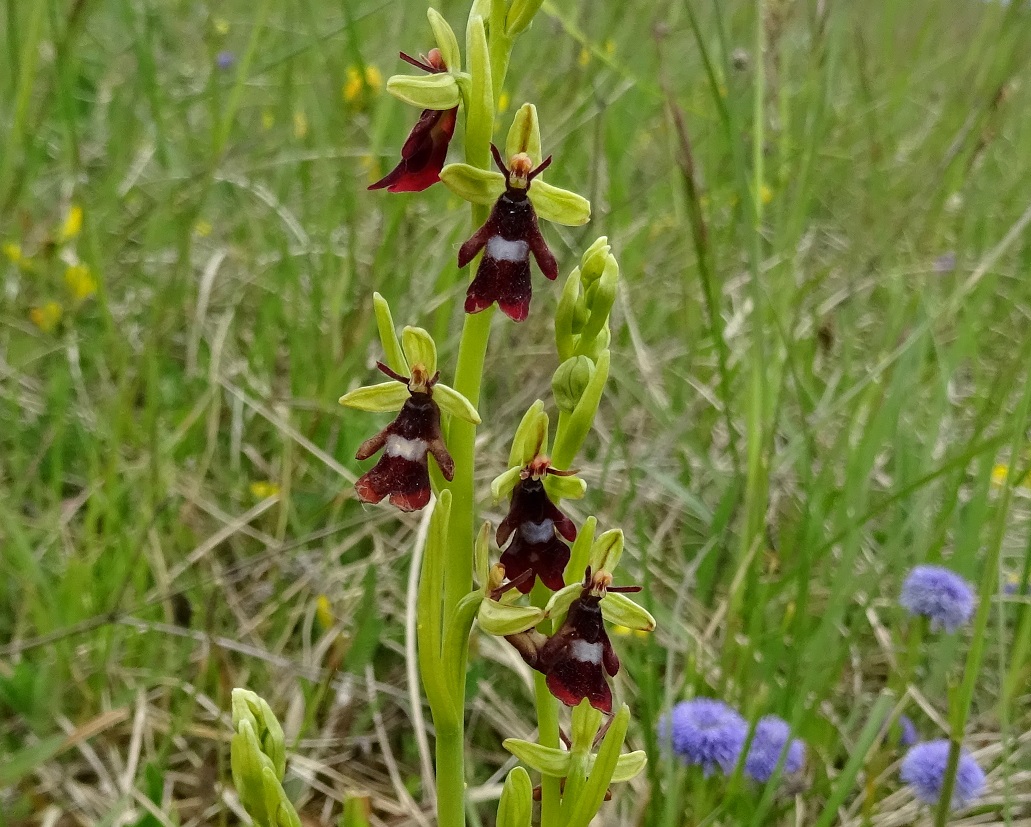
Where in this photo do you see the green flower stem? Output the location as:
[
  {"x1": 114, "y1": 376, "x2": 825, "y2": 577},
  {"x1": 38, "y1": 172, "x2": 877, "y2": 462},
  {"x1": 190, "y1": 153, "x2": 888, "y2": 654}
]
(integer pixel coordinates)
[
  {"x1": 436, "y1": 723, "x2": 467, "y2": 826},
  {"x1": 531, "y1": 583, "x2": 562, "y2": 826}
]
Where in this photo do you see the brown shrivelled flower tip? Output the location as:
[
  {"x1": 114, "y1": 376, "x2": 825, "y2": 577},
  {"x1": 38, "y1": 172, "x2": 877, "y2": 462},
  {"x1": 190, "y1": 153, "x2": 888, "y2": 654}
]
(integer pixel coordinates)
[
  {"x1": 497, "y1": 456, "x2": 577, "y2": 594},
  {"x1": 458, "y1": 145, "x2": 557, "y2": 321},
  {"x1": 369, "y1": 49, "x2": 458, "y2": 193},
  {"x1": 507, "y1": 569, "x2": 642, "y2": 714},
  {"x1": 354, "y1": 363, "x2": 454, "y2": 511}
]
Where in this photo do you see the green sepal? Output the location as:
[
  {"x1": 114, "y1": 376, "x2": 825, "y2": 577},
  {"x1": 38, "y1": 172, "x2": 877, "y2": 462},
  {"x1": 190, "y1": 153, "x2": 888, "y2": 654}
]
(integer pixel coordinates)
[
  {"x1": 529, "y1": 180, "x2": 591, "y2": 226},
  {"x1": 427, "y1": 8, "x2": 461, "y2": 72},
  {"x1": 544, "y1": 582, "x2": 581, "y2": 622},
  {"x1": 439, "y1": 163, "x2": 506, "y2": 206},
  {"x1": 509, "y1": 400, "x2": 549, "y2": 466},
  {"x1": 465, "y1": 15, "x2": 493, "y2": 160},
  {"x1": 601, "y1": 592, "x2": 655, "y2": 632},
  {"x1": 564, "y1": 516, "x2": 596, "y2": 586},
  {"x1": 555, "y1": 267, "x2": 583, "y2": 362},
  {"x1": 552, "y1": 355, "x2": 595, "y2": 414},
  {"x1": 506, "y1": 0, "x2": 546, "y2": 37},
  {"x1": 589, "y1": 528, "x2": 624, "y2": 577},
  {"x1": 544, "y1": 473, "x2": 586, "y2": 502},
  {"x1": 474, "y1": 521, "x2": 491, "y2": 589},
  {"x1": 609, "y1": 750, "x2": 648, "y2": 782},
  {"x1": 373, "y1": 292, "x2": 406, "y2": 375},
  {"x1": 506, "y1": 103, "x2": 543, "y2": 167},
  {"x1": 479, "y1": 599, "x2": 546, "y2": 636},
  {"x1": 503, "y1": 738, "x2": 572, "y2": 777},
  {"x1": 491, "y1": 466, "x2": 523, "y2": 502},
  {"x1": 262, "y1": 767, "x2": 302, "y2": 827},
  {"x1": 434, "y1": 383, "x2": 481, "y2": 424},
  {"x1": 401, "y1": 326, "x2": 437, "y2": 376},
  {"x1": 497, "y1": 766, "x2": 533, "y2": 827},
  {"x1": 386, "y1": 72, "x2": 461, "y2": 110},
  {"x1": 338, "y1": 382, "x2": 409, "y2": 413},
  {"x1": 551, "y1": 349, "x2": 610, "y2": 468},
  {"x1": 566, "y1": 704, "x2": 631, "y2": 827},
  {"x1": 579, "y1": 237, "x2": 611, "y2": 284}
]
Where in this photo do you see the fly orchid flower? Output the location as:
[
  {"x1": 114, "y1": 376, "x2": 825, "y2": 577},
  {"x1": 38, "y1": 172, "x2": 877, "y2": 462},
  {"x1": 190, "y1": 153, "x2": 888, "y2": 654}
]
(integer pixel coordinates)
[
  {"x1": 507, "y1": 567, "x2": 649, "y2": 713},
  {"x1": 339, "y1": 304, "x2": 479, "y2": 511},
  {"x1": 440, "y1": 104, "x2": 591, "y2": 321},
  {"x1": 492, "y1": 401, "x2": 587, "y2": 592},
  {"x1": 369, "y1": 10, "x2": 466, "y2": 193}
]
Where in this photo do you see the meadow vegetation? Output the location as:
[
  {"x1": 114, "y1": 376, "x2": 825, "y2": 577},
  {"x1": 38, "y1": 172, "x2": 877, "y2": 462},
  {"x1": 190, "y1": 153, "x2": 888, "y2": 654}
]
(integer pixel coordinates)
[{"x1": 2, "y1": 0, "x2": 1031, "y2": 824}]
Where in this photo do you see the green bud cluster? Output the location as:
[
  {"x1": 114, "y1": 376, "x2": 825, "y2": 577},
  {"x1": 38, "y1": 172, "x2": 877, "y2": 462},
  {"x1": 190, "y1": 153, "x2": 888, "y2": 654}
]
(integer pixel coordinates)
[{"x1": 230, "y1": 689, "x2": 300, "y2": 827}]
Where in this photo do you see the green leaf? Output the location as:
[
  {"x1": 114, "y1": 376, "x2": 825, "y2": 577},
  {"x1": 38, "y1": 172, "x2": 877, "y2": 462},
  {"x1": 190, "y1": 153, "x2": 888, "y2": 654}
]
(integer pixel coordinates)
[
  {"x1": 338, "y1": 382, "x2": 409, "y2": 413},
  {"x1": 372, "y1": 292, "x2": 406, "y2": 375},
  {"x1": 601, "y1": 592, "x2": 655, "y2": 632},
  {"x1": 505, "y1": 103, "x2": 543, "y2": 166},
  {"x1": 401, "y1": 326, "x2": 437, "y2": 376},
  {"x1": 439, "y1": 163, "x2": 505, "y2": 206},
  {"x1": 530, "y1": 180, "x2": 591, "y2": 226},
  {"x1": 503, "y1": 739, "x2": 572, "y2": 777},
  {"x1": 0, "y1": 732, "x2": 66, "y2": 786},
  {"x1": 434, "y1": 383, "x2": 481, "y2": 424},
  {"x1": 386, "y1": 72, "x2": 460, "y2": 110},
  {"x1": 426, "y1": 8, "x2": 461, "y2": 72},
  {"x1": 464, "y1": 15, "x2": 493, "y2": 160},
  {"x1": 478, "y1": 599, "x2": 545, "y2": 636},
  {"x1": 564, "y1": 516, "x2": 596, "y2": 587},
  {"x1": 497, "y1": 766, "x2": 534, "y2": 827}
]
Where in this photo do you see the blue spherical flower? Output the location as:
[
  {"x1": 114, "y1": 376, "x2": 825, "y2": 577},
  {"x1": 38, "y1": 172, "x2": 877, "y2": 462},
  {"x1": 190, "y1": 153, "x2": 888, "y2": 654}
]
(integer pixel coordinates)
[
  {"x1": 900, "y1": 565, "x2": 975, "y2": 632},
  {"x1": 659, "y1": 698, "x2": 747, "y2": 776},
  {"x1": 744, "y1": 715, "x2": 806, "y2": 782},
  {"x1": 900, "y1": 740, "x2": 985, "y2": 809}
]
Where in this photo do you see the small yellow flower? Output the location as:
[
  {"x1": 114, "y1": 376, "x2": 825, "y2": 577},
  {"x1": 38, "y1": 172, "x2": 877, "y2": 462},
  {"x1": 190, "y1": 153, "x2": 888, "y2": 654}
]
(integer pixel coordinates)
[
  {"x1": 195, "y1": 219, "x2": 212, "y2": 237},
  {"x1": 497, "y1": 91, "x2": 510, "y2": 114},
  {"x1": 59, "y1": 205, "x2": 83, "y2": 242},
  {"x1": 293, "y1": 110, "x2": 309, "y2": 140},
  {"x1": 364, "y1": 65, "x2": 383, "y2": 93},
  {"x1": 261, "y1": 109, "x2": 275, "y2": 131},
  {"x1": 605, "y1": 38, "x2": 616, "y2": 56},
  {"x1": 30, "y1": 301, "x2": 63, "y2": 333},
  {"x1": 578, "y1": 46, "x2": 591, "y2": 67},
  {"x1": 343, "y1": 67, "x2": 363, "y2": 103},
  {"x1": 3, "y1": 241, "x2": 23, "y2": 264},
  {"x1": 64, "y1": 263, "x2": 97, "y2": 300},
  {"x1": 249, "y1": 480, "x2": 281, "y2": 499},
  {"x1": 992, "y1": 464, "x2": 1009, "y2": 485},
  {"x1": 760, "y1": 184, "x2": 774, "y2": 205},
  {"x1": 213, "y1": 16, "x2": 230, "y2": 35},
  {"x1": 315, "y1": 595, "x2": 335, "y2": 631}
]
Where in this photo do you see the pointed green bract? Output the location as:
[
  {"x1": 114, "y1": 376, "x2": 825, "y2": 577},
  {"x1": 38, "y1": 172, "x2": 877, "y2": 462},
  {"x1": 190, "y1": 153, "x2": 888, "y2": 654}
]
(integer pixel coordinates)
[
  {"x1": 401, "y1": 326, "x2": 437, "y2": 376},
  {"x1": 566, "y1": 704, "x2": 631, "y2": 827},
  {"x1": 544, "y1": 582, "x2": 581, "y2": 621},
  {"x1": 503, "y1": 738, "x2": 572, "y2": 777},
  {"x1": 551, "y1": 349, "x2": 610, "y2": 468},
  {"x1": 231, "y1": 688, "x2": 285, "y2": 779},
  {"x1": 607, "y1": 750, "x2": 648, "y2": 782},
  {"x1": 497, "y1": 767, "x2": 533, "y2": 827},
  {"x1": 427, "y1": 8, "x2": 461, "y2": 72},
  {"x1": 434, "y1": 383, "x2": 481, "y2": 424},
  {"x1": 373, "y1": 293, "x2": 407, "y2": 375},
  {"x1": 338, "y1": 382, "x2": 410, "y2": 413},
  {"x1": 262, "y1": 768, "x2": 302, "y2": 827},
  {"x1": 565, "y1": 516, "x2": 596, "y2": 585},
  {"x1": 555, "y1": 267, "x2": 583, "y2": 361},
  {"x1": 474, "y1": 521, "x2": 491, "y2": 589},
  {"x1": 387, "y1": 72, "x2": 461, "y2": 110},
  {"x1": 464, "y1": 15, "x2": 493, "y2": 160},
  {"x1": 439, "y1": 163, "x2": 506, "y2": 205},
  {"x1": 506, "y1": 103, "x2": 543, "y2": 167},
  {"x1": 529, "y1": 180, "x2": 591, "y2": 226},
  {"x1": 505, "y1": 0, "x2": 545, "y2": 36},
  {"x1": 601, "y1": 591, "x2": 655, "y2": 632}
]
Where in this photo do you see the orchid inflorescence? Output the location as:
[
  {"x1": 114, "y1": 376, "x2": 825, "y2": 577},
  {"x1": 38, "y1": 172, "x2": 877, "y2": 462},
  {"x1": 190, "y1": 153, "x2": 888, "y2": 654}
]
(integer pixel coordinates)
[{"x1": 232, "y1": 2, "x2": 653, "y2": 827}]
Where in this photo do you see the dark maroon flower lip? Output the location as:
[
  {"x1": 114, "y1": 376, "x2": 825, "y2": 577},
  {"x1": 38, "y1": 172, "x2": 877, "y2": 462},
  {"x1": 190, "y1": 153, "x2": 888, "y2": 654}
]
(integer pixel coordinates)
[
  {"x1": 496, "y1": 457, "x2": 578, "y2": 594},
  {"x1": 352, "y1": 363, "x2": 452, "y2": 512},
  {"x1": 368, "y1": 48, "x2": 456, "y2": 194},
  {"x1": 457, "y1": 144, "x2": 558, "y2": 321}
]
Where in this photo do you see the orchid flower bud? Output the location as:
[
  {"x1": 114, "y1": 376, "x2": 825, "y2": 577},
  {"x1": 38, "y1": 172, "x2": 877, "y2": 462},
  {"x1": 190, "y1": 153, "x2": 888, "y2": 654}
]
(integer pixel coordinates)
[
  {"x1": 497, "y1": 767, "x2": 533, "y2": 827},
  {"x1": 230, "y1": 689, "x2": 299, "y2": 827},
  {"x1": 552, "y1": 355, "x2": 595, "y2": 414}
]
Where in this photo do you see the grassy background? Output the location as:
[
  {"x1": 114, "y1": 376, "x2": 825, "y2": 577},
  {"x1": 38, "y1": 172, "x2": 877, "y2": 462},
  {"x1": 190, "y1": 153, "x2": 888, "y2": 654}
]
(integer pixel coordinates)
[{"x1": 2, "y1": 0, "x2": 1031, "y2": 824}]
